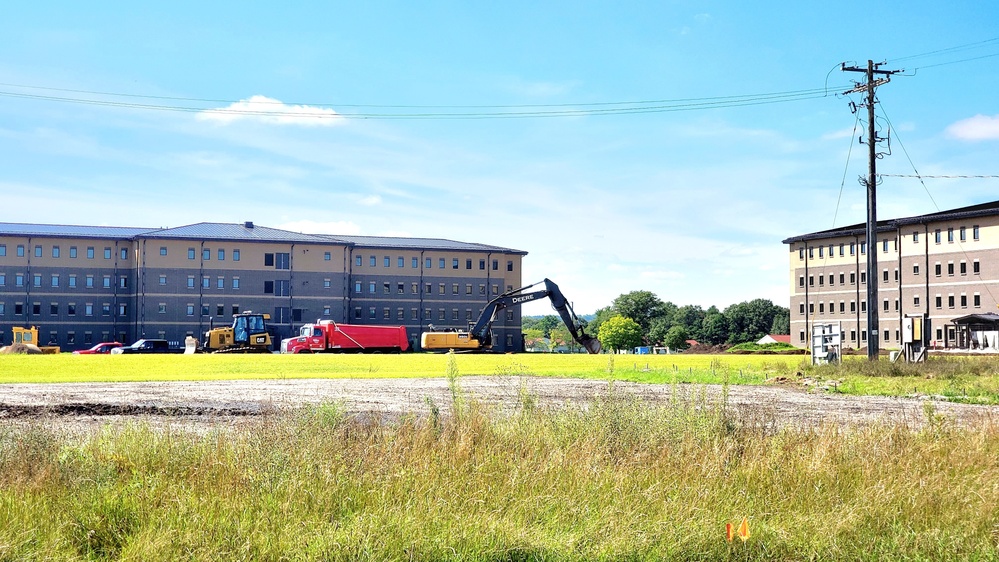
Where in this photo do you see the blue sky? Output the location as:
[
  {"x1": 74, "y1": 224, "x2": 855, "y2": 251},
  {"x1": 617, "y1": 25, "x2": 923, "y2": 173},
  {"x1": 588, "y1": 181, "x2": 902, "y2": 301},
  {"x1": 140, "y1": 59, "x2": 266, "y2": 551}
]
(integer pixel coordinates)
[{"x1": 2, "y1": 1, "x2": 998, "y2": 316}]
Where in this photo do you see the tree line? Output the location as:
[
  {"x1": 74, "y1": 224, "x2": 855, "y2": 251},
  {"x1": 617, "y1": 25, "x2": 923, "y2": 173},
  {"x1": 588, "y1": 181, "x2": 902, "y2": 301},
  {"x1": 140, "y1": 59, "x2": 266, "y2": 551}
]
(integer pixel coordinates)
[{"x1": 523, "y1": 290, "x2": 790, "y2": 353}]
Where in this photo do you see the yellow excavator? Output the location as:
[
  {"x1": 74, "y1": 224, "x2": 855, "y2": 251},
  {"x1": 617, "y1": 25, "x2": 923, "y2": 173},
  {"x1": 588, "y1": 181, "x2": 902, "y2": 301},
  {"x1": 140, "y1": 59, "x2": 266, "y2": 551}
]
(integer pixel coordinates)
[{"x1": 421, "y1": 278, "x2": 601, "y2": 353}]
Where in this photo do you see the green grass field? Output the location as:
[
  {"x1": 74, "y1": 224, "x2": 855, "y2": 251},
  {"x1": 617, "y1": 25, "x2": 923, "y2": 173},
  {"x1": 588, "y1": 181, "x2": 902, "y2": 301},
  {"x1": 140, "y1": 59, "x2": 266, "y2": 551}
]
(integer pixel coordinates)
[{"x1": 3, "y1": 352, "x2": 999, "y2": 403}]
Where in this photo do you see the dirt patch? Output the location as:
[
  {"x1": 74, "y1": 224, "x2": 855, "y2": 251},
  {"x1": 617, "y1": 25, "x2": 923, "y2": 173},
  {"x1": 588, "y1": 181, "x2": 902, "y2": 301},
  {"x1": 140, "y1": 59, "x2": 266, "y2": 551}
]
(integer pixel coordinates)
[{"x1": 0, "y1": 377, "x2": 996, "y2": 432}]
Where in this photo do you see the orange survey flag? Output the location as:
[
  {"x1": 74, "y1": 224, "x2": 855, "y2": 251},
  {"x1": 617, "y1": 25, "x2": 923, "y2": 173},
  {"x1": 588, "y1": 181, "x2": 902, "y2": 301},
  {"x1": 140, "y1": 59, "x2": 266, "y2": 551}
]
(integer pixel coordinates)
[
  {"x1": 726, "y1": 523, "x2": 734, "y2": 542},
  {"x1": 738, "y1": 517, "x2": 750, "y2": 542}
]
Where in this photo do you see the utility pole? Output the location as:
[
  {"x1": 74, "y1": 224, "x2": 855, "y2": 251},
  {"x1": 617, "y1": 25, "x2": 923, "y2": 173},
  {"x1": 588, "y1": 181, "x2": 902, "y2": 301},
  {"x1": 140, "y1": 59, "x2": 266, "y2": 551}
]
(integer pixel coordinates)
[{"x1": 842, "y1": 60, "x2": 900, "y2": 360}]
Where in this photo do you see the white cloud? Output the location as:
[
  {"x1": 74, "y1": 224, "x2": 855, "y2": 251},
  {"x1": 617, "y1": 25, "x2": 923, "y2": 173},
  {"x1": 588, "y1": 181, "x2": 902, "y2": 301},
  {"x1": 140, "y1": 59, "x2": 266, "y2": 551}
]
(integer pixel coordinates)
[
  {"x1": 946, "y1": 114, "x2": 999, "y2": 141},
  {"x1": 277, "y1": 220, "x2": 362, "y2": 235},
  {"x1": 196, "y1": 95, "x2": 343, "y2": 126},
  {"x1": 357, "y1": 194, "x2": 382, "y2": 206}
]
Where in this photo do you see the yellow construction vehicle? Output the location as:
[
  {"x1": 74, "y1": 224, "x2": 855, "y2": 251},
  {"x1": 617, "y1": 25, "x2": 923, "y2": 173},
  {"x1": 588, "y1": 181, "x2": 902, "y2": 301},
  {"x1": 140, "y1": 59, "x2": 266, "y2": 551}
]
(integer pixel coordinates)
[
  {"x1": 200, "y1": 312, "x2": 273, "y2": 353},
  {"x1": 0, "y1": 326, "x2": 61, "y2": 354},
  {"x1": 421, "y1": 278, "x2": 601, "y2": 354}
]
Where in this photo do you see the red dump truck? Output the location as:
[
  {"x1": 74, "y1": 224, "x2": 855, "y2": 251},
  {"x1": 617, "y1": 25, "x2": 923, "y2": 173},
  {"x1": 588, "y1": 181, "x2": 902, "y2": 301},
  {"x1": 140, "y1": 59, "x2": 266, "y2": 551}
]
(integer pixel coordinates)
[{"x1": 280, "y1": 320, "x2": 410, "y2": 353}]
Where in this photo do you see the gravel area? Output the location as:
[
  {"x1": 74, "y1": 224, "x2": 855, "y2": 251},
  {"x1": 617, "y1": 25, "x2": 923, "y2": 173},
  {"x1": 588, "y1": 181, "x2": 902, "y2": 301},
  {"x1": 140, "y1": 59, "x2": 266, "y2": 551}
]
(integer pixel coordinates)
[{"x1": 1, "y1": 377, "x2": 997, "y2": 433}]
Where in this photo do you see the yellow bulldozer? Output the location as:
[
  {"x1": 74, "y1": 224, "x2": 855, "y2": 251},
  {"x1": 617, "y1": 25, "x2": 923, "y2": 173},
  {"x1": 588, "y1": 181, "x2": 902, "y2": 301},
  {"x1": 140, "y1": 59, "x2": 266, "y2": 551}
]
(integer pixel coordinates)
[
  {"x1": 198, "y1": 312, "x2": 273, "y2": 353},
  {"x1": 0, "y1": 326, "x2": 61, "y2": 354}
]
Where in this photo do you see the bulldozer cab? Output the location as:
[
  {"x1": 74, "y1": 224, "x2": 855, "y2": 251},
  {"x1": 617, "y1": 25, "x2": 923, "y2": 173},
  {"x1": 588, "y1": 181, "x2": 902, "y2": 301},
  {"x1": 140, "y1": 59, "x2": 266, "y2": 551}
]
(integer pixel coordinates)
[
  {"x1": 233, "y1": 313, "x2": 268, "y2": 344},
  {"x1": 13, "y1": 326, "x2": 39, "y2": 345}
]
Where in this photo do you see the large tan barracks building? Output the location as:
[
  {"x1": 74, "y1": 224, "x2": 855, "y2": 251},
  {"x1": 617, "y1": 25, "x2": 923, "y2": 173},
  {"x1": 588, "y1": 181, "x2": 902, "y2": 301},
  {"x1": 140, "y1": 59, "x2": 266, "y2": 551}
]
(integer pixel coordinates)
[
  {"x1": 0, "y1": 222, "x2": 526, "y2": 351},
  {"x1": 783, "y1": 200, "x2": 999, "y2": 350}
]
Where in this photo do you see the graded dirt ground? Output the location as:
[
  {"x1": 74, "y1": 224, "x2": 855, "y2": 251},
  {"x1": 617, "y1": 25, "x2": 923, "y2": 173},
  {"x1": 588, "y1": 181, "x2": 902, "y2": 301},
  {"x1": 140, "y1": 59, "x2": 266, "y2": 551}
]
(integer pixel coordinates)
[{"x1": 1, "y1": 376, "x2": 997, "y2": 433}]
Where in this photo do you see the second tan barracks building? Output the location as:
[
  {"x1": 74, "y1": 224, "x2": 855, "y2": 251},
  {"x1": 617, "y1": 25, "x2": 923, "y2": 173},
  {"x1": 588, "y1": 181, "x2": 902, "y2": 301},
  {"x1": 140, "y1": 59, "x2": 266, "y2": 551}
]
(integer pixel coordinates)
[{"x1": 783, "y1": 200, "x2": 999, "y2": 349}]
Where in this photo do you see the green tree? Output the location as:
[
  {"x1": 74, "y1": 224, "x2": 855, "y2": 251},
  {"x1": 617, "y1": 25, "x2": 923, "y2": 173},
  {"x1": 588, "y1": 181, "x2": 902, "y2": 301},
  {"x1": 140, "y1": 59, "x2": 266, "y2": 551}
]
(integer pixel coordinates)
[
  {"x1": 770, "y1": 306, "x2": 790, "y2": 335},
  {"x1": 724, "y1": 298, "x2": 783, "y2": 344},
  {"x1": 671, "y1": 305, "x2": 706, "y2": 342},
  {"x1": 522, "y1": 328, "x2": 545, "y2": 351},
  {"x1": 549, "y1": 324, "x2": 572, "y2": 352},
  {"x1": 647, "y1": 316, "x2": 673, "y2": 346},
  {"x1": 700, "y1": 307, "x2": 728, "y2": 345},
  {"x1": 663, "y1": 325, "x2": 690, "y2": 351},
  {"x1": 597, "y1": 315, "x2": 643, "y2": 353},
  {"x1": 586, "y1": 306, "x2": 617, "y2": 339},
  {"x1": 612, "y1": 291, "x2": 672, "y2": 334},
  {"x1": 535, "y1": 315, "x2": 561, "y2": 338}
]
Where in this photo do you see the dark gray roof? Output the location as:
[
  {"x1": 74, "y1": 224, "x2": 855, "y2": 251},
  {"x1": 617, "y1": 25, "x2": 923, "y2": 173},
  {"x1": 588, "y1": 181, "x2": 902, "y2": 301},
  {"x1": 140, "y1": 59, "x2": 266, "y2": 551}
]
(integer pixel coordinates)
[
  {"x1": 138, "y1": 222, "x2": 330, "y2": 243},
  {"x1": 783, "y1": 199, "x2": 999, "y2": 245},
  {"x1": 0, "y1": 221, "x2": 526, "y2": 254},
  {"x1": 324, "y1": 234, "x2": 526, "y2": 254},
  {"x1": 0, "y1": 222, "x2": 156, "y2": 239},
  {"x1": 952, "y1": 313, "x2": 999, "y2": 325}
]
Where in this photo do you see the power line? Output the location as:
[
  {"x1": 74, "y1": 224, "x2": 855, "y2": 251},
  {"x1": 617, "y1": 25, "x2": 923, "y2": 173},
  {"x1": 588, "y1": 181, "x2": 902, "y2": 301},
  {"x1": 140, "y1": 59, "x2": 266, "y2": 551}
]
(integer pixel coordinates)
[{"x1": 0, "y1": 82, "x2": 849, "y2": 120}]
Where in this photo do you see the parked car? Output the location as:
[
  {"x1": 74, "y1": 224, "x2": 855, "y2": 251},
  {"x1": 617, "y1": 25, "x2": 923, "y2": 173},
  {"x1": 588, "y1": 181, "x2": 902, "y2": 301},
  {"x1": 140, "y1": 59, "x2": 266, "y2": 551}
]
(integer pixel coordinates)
[
  {"x1": 110, "y1": 339, "x2": 181, "y2": 354},
  {"x1": 72, "y1": 342, "x2": 123, "y2": 355}
]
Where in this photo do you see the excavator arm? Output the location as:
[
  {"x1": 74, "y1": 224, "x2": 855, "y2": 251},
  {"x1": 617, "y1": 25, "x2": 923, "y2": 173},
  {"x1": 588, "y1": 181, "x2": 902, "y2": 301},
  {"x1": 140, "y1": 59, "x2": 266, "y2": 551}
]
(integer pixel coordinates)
[{"x1": 422, "y1": 278, "x2": 600, "y2": 353}]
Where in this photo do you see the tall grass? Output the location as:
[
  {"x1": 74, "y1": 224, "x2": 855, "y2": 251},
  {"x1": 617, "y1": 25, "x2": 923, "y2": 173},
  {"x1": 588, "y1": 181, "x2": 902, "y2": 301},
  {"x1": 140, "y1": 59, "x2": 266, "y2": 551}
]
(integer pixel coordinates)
[{"x1": 1, "y1": 386, "x2": 997, "y2": 560}]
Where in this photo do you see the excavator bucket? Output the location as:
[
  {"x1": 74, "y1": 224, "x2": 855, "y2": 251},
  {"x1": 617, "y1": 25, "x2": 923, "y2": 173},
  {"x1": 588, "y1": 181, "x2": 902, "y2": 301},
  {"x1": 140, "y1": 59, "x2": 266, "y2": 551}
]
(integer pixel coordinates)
[{"x1": 581, "y1": 335, "x2": 601, "y2": 354}]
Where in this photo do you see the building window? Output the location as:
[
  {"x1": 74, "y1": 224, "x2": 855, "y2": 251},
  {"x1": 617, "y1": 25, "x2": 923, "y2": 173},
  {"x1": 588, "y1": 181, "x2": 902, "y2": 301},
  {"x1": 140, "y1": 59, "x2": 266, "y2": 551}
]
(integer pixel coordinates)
[
  {"x1": 948, "y1": 295, "x2": 955, "y2": 308},
  {"x1": 948, "y1": 263, "x2": 954, "y2": 276},
  {"x1": 849, "y1": 272, "x2": 855, "y2": 284},
  {"x1": 839, "y1": 273, "x2": 845, "y2": 284},
  {"x1": 935, "y1": 296, "x2": 942, "y2": 309},
  {"x1": 276, "y1": 253, "x2": 290, "y2": 269},
  {"x1": 798, "y1": 276, "x2": 804, "y2": 288},
  {"x1": 265, "y1": 253, "x2": 275, "y2": 266},
  {"x1": 383, "y1": 282, "x2": 390, "y2": 294},
  {"x1": 218, "y1": 249, "x2": 226, "y2": 261},
  {"x1": 934, "y1": 230, "x2": 941, "y2": 244},
  {"x1": 960, "y1": 226, "x2": 966, "y2": 241},
  {"x1": 327, "y1": 252, "x2": 333, "y2": 262},
  {"x1": 216, "y1": 305, "x2": 225, "y2": 316},
  {"x1": 102, "y1": 276, "x2": 110, "y2": 288},
  {"x1": 17, "y1": 245, "x2": 25, "y2": 257},
  {"x1": 158, "y1": 304, "x2": 166, "y2": 314},
  {"x1": 160, "y1": 247, "x2": 168, "y2": 256},
  {"x1": 412, "y1": 257, "x2": 419, "y2": 268},
  {"x1": 202, "y1": 277, "x2": 210, "y2": 289},
  {"x1": 85, "y1": 304, "x2": 93, "y2": 316},
  {"x1": 50, "y1": 303, "x2": 58, "y2": 315},
  {"x1": 452, "y1": 284, "x2": 459, "y2": 295},
  {"x1": 233, "y1": 249, "x2": 240, "y2": 261},
  {"x1": 202, "y1": 305, "x2": 209, "y2": 316},
  {"x1": 882, "y1": 240, "x2": 889, "y2": 253},
  {"x1": 120, "y1": 276, "x2": 127, "y2": 288},
  {"x1": 818, "y1": 276, "x2": 824, "y2": 287},
  {"x1": 426, "y1": 257, "x2": 433, "y2": 268},
  {"x1": 860, "y1": 242, "x2": 866, "y2": 254},
  {"x1": 159, "y1": 275, "x2": 167, "y2": 285},
  {"x1": 0, "y1": 244, "x2": 5, "y2": 257},
  {"x1": 960, "y1": 261, "x2": 967, "y2": 275},
  {"x1": 974, "y1": 260, "x2": 980, "y2": 274},
  {"x1": 882, "y1": 270, "x2": 888, "y2": 283},
  {"x1": 52, "y1": 246, "x2": 60, "y2": 258},
  {"x1": 839, "y1": 301, "x2": 845, "y2": 313},
  {"x1": 913, "y1": 264, "x2": 919, "y2": 276},
  {"x1": 439, "y1": 258, "x2": 446, "y2": 269},
  {"x1": 912, "y1": 231, "x2": 919, "y2": 243},
  {"x1": 838, "y1": 244, "x2": 844, "y2": 256},
  {"x1": 51, "y1": 275, "x2": 59, "y2": 287},
  {"x1": 232, "y1": 278, "x2": 240, "y2": 289},
  {"x1": 850, "y1": 301, "x2": 856, "y2": 312},
  {"x1": 947, "y1": 228, "x2": 954, "y2": 242},
  {"x1": 275, "y1": 280, "x2": 290, "y2": 296},
  {"x1": 808, "y1": 276, "x2": 814, "y2": 287},
  {"x1": 466, "y1": 259, "x2": 472, "y2": 269},
  {"x1": 398, "y1": 257, "x2": 404, "y2": 268},
  {"x1": 819, "y1": 246, "x2": 824, "y2": 258},
  {"x1": 354, "y1": 307, "x2": 362, "y2": 319},
  {"x1": 369, "y1": 282, "x2": 376, "y2": 293},
  {"x1": 974, "y1": 294, "x2": 981, "y2": 307},
  {"x1": 264, "y1": 281, "x2": 274, "y2": 294},
  {"x1": 913, "y1": 295, "x2": 920, "y2": 307},
  {"x1": 883, "y1": 300, "x2": 889, "y2": 312},
  {"x1": 189, "y1": 248, "x2": 197, "y2": 260},
  {"x1": 799, "y1": 248, "x2": 804, "y2": 260},
  {"x1": 324, "y1": 306, "x2": 332, "y2": 316},
  {"x1": 973, "y1": 225, "x2": 980, "y2": 240},
  {"x1": 101, "y1": 303, "x2": 111, "y2": 316},
  {"x1": 34, "y1": 245, "x2": 42, "y2": 258},
  {"x1": 326, "y1": 279, "x2": 333, "y2": 289},
  {"x1": 370, "y1": 307, "x2": 377, "y2": 319},
  {"x1": 86, "y1": 275, "x2": 94, "y2": 288},
  {"x1": 384, "y1": 256, "x2": 391, "y2": 267},
  {"x1": 120, "y1": 248, "x2": 128, "y2": 260},
  {"x1": 217, "y1": 277, "x2": 225, "y2": 289},
  {"x1": 861, "y1": 301, "x2": 867, "y2": 312},
  {"x1": 850, "y1": 242, "x2": 855, "y2": 255},
  {"x1": 799, "y1": 303, "x2": 805, "y2": 314},
  {"x1": 492, "y1": 259, "x2": 499, "y2": 270},
  {"x1": 799, "y1": 331, "x2": 805, "y2": 342},
  {"x1": 104, "y1": 248, "x2": 112, "y2": 260},
  {"x1": 935, "y1": 263, "x2": 942, "y2": 276},
  {"x1": 439, "y1": 283, "x2": 445, "y2": 295}
]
